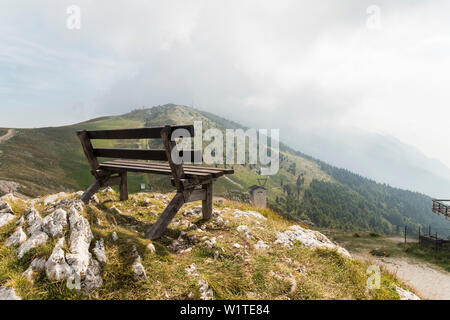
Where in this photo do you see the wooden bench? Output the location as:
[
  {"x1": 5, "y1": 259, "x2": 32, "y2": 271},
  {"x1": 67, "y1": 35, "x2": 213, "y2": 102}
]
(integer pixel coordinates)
[{"x1": 76, "y1": 125, "x2": 233, "y2": 239}]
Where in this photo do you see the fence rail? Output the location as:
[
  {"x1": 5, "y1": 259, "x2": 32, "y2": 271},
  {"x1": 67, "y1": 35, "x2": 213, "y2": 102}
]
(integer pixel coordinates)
[{"x1": 432, "y1": 199, "x2": 450, "y2": 220}]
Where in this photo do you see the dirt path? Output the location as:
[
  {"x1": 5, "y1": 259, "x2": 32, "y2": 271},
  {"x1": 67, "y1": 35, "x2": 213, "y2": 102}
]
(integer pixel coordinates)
[
  {"x1": 0, "y1": 129, "x2": 15, "y2": 144},
  {"x1": 354, "y1": 251, "x2": 450, "y2": 300}
]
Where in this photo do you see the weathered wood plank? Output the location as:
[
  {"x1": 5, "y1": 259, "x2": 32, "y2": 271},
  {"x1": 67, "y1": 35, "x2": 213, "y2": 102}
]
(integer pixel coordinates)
[
  {"x1": 111, "y1": 159, "x2": 234, "y2": 174},
  {"x1": 81, "y1": 125, "x2": 194, "y2": 140},
  {"x1": 80, "y1": 180, "x2": 102, "y2": 203},
  {"x1": 99, "y1": 163, "x2": 213, "y2": 177},
  {"x1": 187, "y1": 189, "x2": 207, "y2": 202},
  {"x1": 145, "y1": 192, "x2": 189, "y2": 240},
  {"x1": 202, "y1": 183, "x2": 212, "y2": 220},
  {"x1": 77, "y1": 130, "x2": 100, "y2": 173},
  {"x1": 161, "y1": 126, "x2": 185, "y2": 191},
  {"x1": 103, "y1": 175, "x2": 122, "y2": 187},
  {"x1": 119, "y1": 172, "x2": 128, "y2": 201},
  {"x1": 93, "y1": 148, "x2": 168, "y2": 161},
  {"x1": 104, "y1": 160, "x2": 223, "y2": 177}
]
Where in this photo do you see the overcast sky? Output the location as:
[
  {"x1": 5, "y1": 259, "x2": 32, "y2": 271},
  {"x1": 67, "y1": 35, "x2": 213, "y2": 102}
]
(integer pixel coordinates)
[{"x1": 1, "y1": 0, "x2": 450, "y2": 167}]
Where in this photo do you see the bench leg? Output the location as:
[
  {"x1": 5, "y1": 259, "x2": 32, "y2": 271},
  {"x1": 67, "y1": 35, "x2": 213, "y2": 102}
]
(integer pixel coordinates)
[
  {"x1": 119, "y1": 172, "x2": 128, "y2": 201},
  {"x1": 80, "y1": 180, "x2": 102, "y2": 203},
  {"x1": 202, "y1": 182, "x2": 212, "y2": 220},
  {"x1": 145, "y1": 192, "x2": 186, "y2": 240}
]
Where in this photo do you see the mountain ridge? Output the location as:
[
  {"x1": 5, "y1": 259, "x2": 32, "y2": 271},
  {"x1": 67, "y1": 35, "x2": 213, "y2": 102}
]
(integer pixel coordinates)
[{"x1": 0, "y1": 104, "x2": 449, "y2": 237}]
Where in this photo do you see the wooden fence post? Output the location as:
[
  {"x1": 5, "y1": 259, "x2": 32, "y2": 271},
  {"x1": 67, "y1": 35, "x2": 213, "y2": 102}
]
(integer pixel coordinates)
[{"x1": 404, "y1": 225, "x2": 407, "y2": 246}]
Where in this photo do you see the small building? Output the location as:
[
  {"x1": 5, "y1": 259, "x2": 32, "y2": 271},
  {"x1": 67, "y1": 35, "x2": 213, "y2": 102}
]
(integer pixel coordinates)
[{"x1": 249, "y1": 185, "x2": 267, "y2": 208}]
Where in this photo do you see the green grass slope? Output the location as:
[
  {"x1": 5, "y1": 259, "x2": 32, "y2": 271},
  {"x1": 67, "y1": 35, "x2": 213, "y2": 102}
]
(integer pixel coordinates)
[{"x1": 0, "y1": 104, "x2": 449, "y2": 237}]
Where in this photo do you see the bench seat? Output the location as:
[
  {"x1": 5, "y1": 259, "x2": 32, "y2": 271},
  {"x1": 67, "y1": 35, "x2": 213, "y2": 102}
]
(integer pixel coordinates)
[{"x1": 100, "y1": 159, "x2": 233, "y2": 179}]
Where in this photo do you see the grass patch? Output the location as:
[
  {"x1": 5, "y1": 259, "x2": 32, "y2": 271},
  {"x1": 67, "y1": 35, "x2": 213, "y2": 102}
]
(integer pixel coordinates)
[{"x1": 404, "y1": 243, "x2": 450, "y2": 272}]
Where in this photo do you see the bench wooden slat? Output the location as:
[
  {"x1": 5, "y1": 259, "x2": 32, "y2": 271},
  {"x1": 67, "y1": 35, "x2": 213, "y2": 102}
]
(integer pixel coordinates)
[
  {"x1": 99, "y1": 163, "x2": 214, "y2": 177},
  {"x1": 112, "y1": 159, "x2": 234, "y2": 174},
  {"x1": 80, "y1": 125, "x2": 194, "y2": 140},
  {"x1": 103, "y1": 160, "x2": 230, "y2": 176},
  {"x1": 94, "y1": 148, "x2": 203, "y2": 162},
  {"x1": 94, "y1": 148, "x2": 168, "y2": 161}
]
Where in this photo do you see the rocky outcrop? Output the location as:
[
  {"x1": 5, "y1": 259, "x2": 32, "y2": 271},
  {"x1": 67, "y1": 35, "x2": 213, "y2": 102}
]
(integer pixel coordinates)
[
  {"x1": 41, "y1": 208, "x2": 67, "y2": 238},
  {"x1": 198, "y1": 280, "x2": 213, "y2": 300},
  {"x1": 255, "y1": 240, "x2": 269, "y2": 250},
  {"x1": 17, "y1": 231, "x2": 49, "y2": 258},
  {"x1": 25, "y1": 207, "x2": 43, "y2": 235},
  {"x1": 131, "y1": 245, "x2": 147, "y2": 281},
  {"x1": 0, "y1": 180, "x2": 21, "y2": 196},
  {"x1": 0, "y1": 200, "x2": 14, "y2": 227},
  {"x1": 43, "y1": 192, "x2": 67, "y2": 206},
  {"x1": 45, "y1": 238, "x2": 72, "y2": 281},
  {"x1": 232, "y1": 210, "x2": 267, "y2": 220},
  {"x1": 82, "y1": 256, "x2": 102, "y2": 292},
  {"x1": 0, "y1": 287, "x2": 21, "y2": 300},
  {"x1": 237, "y1": 225, "x2": 251, "y2": 238},
  {"x1": 185, "y1": 263, "x2": 199, "y2": 277},
  {"x1": 66, "y1": 205, "x2": 93, "y2": 276},
  {"x1": 275, "y1": 225, "x2": 351, "y2": 258},
  {"x1": 93, "y1": 239, "x2": 106, "y2": 263},
  {"x1": 10, "y1": 196, "x2": 104, "y2": 292},
  {"x1": 395, "y1": 285, "x2": 420, "y2": 300},
  {"x1": 23, "y1": 258, "x2": 46, "y2": 281},
  {"x1": 6, "y1": 227, "x2": 27, "y2": 246}
]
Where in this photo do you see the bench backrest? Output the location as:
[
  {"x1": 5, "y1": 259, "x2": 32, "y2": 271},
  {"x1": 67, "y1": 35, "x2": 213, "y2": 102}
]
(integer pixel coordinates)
[{"x1": 77, "y1": 125, "x2": 200, "y2": 190}]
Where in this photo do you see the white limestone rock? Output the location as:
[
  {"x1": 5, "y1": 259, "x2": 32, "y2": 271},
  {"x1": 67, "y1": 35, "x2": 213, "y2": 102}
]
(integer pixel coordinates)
[
  {"x1": 185, "y1": 263, "x2": 199, "y2": 277},
  {"x1": 17, "y1": 231, "x2": 49, "y2": 258},
  {"x1": 0, "y1": 212, "x2": 14, "y2": 228},
  {"x1": 275, "y1": 225, "x2": 351, "y2": 258},
  {"x1": 255, "y1": 240, "x2": 269, "y2": 250},
  {"x1": 232, "y1": 210, "x2": 267, "y2": 220},
  {"x1": 109, "y1": 206, "x2": 122, "y2": 215},
  {"x1": 198, "y1": 280, "x2": 214, "y2": 300},
  {"x1": 395, "y1": 286, "x2": 420, "y2": 300},
  {"x1": 112, "y1": 232, "x2": 118, "y2": 241},
  {"x1": 6, "y1": 227, "x2": 27, "y2": 246},
  {"x1": 0, "y1": 287, "x2": 21, "y2": 300},
  {"x1": 147, "y1": 243, "x2": 156, "y2": 253},
  {"x1": 131, "y1": 245, "x2": 147, "y2": 281},
  {"x1": 16, "y1": 215, "x2": 24, "y2": 226},
  {"x1": 45, "y1": 238, "x2": 72, "y2": 281},
  {"x1": 91, "y1": 195, "x2": 99, "y2": 204},
  {"x1": 65, "y1": 205, "x2": 93, "y2": 276},
  {"x1": 1, "y1": 193, "x2": 17, "y2": 202},
  {"x1": 93, "y1": 239, "x2": 107, "y2": 263},
  {"x1": 0, "y1": 200, "x2": 13, "y2": 214},
  {"x1": 41, "y1": 208, "x2": 67, "y2": 238},
  {"x1": 131, "y1": 256, "x2": 147, "y2": 280},
  {"x1": 43, "y1": 192, "x2": 67, "y2": 206},
  {"x1": 237, "y1": 225, "x2": 251, "y2": 238},
  {"x1": 25, "y1": 207, "x2": 43, "y2": 235},
  {"x1": 23, "y1": 257, "x2": 47, "y2": 281},
  {"x1": 82, "y1": 257, "x2": 103, "y2": 292},
  {"x1": 204, "y1": 237, "x2": 216, "y2": 249},
  {"x1": 102, "y1": 187, "x2": 114, "y2": 193}
]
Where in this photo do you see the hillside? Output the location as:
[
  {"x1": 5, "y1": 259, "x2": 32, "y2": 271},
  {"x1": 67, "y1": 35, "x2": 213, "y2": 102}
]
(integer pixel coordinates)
[
  {"x1": 0, "y1": 190, "x2": 416, "y2": 300},
  {"x1": 0, "y1": 104, "x2": 449, "y2": 237}
]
